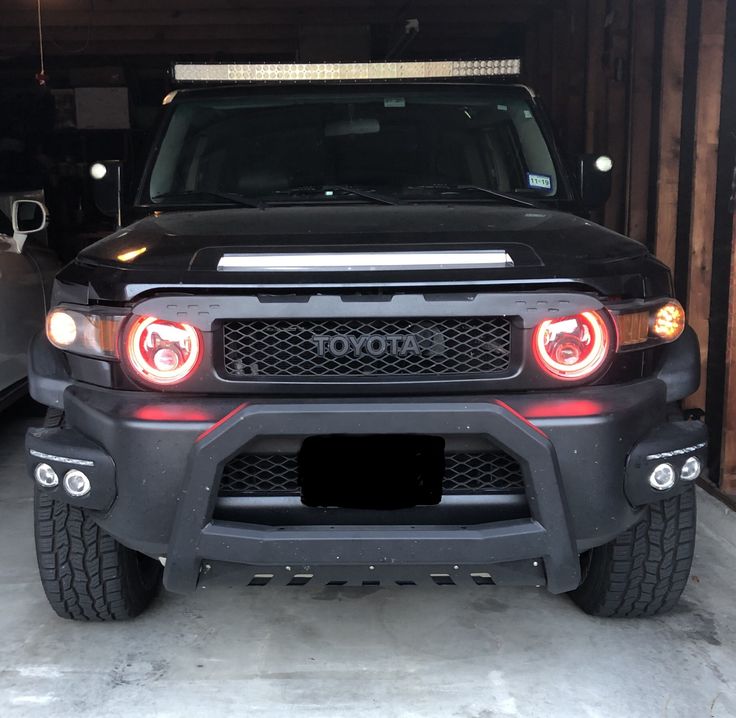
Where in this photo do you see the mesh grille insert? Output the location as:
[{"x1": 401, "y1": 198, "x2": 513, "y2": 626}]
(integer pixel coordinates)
[
  {"x1": 222, "y1": 317, "x2": 511, "y2": 378},
  {"x1": 218, "y1": 451, "x2": 524, "y2": 496},
  {"x1": 443, "y1": 452, "x2": 524, "y2": 493},
  {"x1": 220, "y1": 454, "x2": 300, "y2": 495}
]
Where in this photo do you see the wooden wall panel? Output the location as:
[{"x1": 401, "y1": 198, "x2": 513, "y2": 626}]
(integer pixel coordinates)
[
  {"x1": 585, "y1": 0, "x2": 608, "y2": 154},
  {"x1": 654, "y1": 0, "x2": 688, "y2": 272},
  {"x1": 561, "y1": 0, "x2": 588, "y2": 159},
  {"x1": 685, "y1": 0, "x2": 728, "y2": 410},
  {"x1": 602, "y1": 0, "x2": 631, "y2": 231},
  {"x1": 720, "y1": 217, "x2": 736, "y2": 494},
  {"x1": 625, "y1": 0, "x2": 656, "y2": 243}
]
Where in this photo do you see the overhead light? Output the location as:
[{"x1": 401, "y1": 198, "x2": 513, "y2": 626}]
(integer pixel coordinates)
[
  {"x1": 90, "y1": 163, "x2": 107, "y2": 180},
  {"x1": 594, "y1": 156, "x2": 613, "y2": 173}
]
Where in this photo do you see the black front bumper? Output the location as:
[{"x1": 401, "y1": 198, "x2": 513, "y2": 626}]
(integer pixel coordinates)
[{"x1": 26, "y1": 373, "x2": 707, "y2": 595}]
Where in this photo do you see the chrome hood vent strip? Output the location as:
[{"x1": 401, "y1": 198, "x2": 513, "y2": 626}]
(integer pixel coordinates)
[{"x1": 217, "y1": 250, "x2": 514, "y2": 272}]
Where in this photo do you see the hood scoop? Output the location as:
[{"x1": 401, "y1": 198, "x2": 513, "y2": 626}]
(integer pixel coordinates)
[
  {"x1": 216, "y1": 249, "x2": 514, "y2": 272},
  {"x1": 190, "y1": 242, "x2": 543, "y2": 273}
]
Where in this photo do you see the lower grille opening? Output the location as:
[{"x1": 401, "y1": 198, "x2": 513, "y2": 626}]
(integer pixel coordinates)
[
  {"x1": 218, "y1": 437, "x2": 525, "y2": 505},
  {"x1": 299, "y1": 435, "x2": 444, "y2": 509}
]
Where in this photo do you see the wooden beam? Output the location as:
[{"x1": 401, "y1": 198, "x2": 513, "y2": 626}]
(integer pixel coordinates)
[
  {"x1": 585, "y1": 0, "x2": 607, "y2": 151},
  {"x1": 685, "y1": 0, "x2": 728, "y2": 411},
  {"x1": 544, "y1": 0, "x2": 588, "y2": 159},
  {"x1": 1, "y1": 39, "x2": 298, "y2": 56},
  {"x1": 602, "y1": 0, "x2": 631, "y2": 232},
  {"x1": 0, "y1": 24, "x2": 523, "y2": 42},
  {"x1": 654, "y1": 0, "x2": 688, "y2": 271},
  {"x1": 527, "y1": 7, "x2": 555, "y2": 102},
  {"x1": 625, "y1": 0, "x2": 656, "y2": 243},
  {"x1": 563, "y1": 0, "x2": 588, "y2": 160},
  {"x1": 5, "y1": 0, "x2": 552, "y2": 11},
  {"x1": 720, "y1": 216, "x2": 736, "y2": 494},
  {"x1": 2, "y1": 6, "x2": 542, "y2": 27}
]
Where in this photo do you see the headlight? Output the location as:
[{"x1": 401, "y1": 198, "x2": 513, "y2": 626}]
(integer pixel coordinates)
[
  {"x1": 125, "y1": 315, "x2": 201, "y2": 386},
  {"x1": 532, "y1": 311, "x2": 611, "y2": 380},
  {"x1": 46, "y1": 307, "x2": 126, "y2": 358}
]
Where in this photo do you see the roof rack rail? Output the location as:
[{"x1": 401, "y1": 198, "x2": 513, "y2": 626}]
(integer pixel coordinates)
[{"x1": 171, "y1": 59, "x2": 522, "y2": 84}]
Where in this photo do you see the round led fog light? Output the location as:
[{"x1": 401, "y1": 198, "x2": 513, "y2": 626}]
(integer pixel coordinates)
[
  {"x1": 649, "y1": 463, "x2": 677, "y2": 491},
  {"x1": 680, "y1": 456, "x2": 702, "y2": 481},
  {"x1": 34, "y1": 463, "x2": 58, "y2": 488},
  {"x1": 63, "y1": 469, "x2": 91, "y2": 497}
]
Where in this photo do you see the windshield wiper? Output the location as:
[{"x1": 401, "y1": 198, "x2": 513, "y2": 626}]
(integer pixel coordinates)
[
  {"x1": 150, "y1": 190, "x2": 264, "y2": 209},
  {"x1": 410, "y1": 184, "x2": 537, "y2": 208},
  {"x1": 275, "y1": 185, "x2": 399, "y2": 206}
]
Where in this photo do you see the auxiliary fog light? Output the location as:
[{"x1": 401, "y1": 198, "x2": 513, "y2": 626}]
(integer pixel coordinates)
[
  {"x1": 680, "y1": 456, "x2": 702, "y2": 481},
  {"x1": 648, "y1": 463, "x2": 677, "y2": 491},
  {"x1": 34, "y1": 463, "x2": 59, "y2": 488},
  {"x1": 63, "y1": 469, "x2": 91, "y2": 497}
]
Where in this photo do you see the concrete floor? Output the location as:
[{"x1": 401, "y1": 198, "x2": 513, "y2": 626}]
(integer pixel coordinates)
[{"x1": 1, "y1": 401, "x2": 735, "y2": 718}]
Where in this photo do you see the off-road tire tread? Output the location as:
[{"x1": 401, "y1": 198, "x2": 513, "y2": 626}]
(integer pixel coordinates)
[
  {"x1": 34, "y1": 490, "x2": 161, "y2": 621},
  {"x1": 570, "y1": 486, "x2": 696, "y2": 617}
]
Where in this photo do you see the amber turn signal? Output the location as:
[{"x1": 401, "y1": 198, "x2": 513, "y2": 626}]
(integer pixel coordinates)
[
  {"x1": 615, "y1": 310, "x2": 649, "y2": 347},
  {"x1": 651, "y1": 301, "x2": 685, "y2": 341}
]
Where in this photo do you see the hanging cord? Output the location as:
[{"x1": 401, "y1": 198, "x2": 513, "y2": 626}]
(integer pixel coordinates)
[{"x1": 36, "y1": 0, "x2": 47, "y2": 85}]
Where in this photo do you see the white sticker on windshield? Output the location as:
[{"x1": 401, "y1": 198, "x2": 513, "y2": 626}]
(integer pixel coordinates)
[
  {"x1": 384, "y1": 97, "x2": 406, "y2": 108},
  {"x1": 497, "y1": 104, "x2": 508, "y2": 111},
  {"x1": 526, "y1": 173, "x2": 553, "y2": 191}
]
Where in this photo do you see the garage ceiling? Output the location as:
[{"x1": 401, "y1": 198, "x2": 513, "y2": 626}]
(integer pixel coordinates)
[{"x1": 1, "y1": 0, "x2": 555, "y2": 58}]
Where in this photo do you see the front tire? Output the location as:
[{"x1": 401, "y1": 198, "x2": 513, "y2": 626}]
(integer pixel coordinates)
[
  {"x1": 569, "y1": 486, "x2": 696, "y2": 617},
  {"x1": 34, "y1": 488, "x2": 162, "y2": 620}
]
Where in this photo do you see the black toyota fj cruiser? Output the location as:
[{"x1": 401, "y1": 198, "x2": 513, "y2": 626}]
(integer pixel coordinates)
[{"x1": 26, "y1": 61, "x2": 706, "y2": 620}]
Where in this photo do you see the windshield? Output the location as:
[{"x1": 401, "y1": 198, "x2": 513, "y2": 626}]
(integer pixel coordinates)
[{"x1": 144, "y1": 85, "x2": 563, "y2": 206}]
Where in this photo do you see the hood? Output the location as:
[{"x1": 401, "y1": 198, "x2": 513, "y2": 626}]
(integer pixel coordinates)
[
  {"x1": 82, "y1": 204, "x2": 647, "y2": 268},
  {"x1": 70, "y1": 204, "x2": 669, "y2": 301}
]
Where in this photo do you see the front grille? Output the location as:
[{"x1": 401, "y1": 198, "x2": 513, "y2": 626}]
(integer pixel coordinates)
[
  {"x1": 221, "y1": 454, "x2": 300, "y2": 495},
  {"x1": 443, "y1": 452, "x2": 523, "y2": 493},
  {"x1": 222, "y1": 317, "x2": 511, "y2": 378},
  {"x1": 218, "y1": 451, "x2": 524, "y2": 496}
]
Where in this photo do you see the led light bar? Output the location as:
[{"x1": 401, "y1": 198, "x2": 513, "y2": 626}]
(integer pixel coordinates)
[
  {"x1": 173, "y1": 59, "x2": 521, "y2": 84},
  {"x1": 29, "y1": 449, "x2": 95, "y2": 467},
  {"x1": 217, "y1": 250, "x2": 514, "y2": 272}
]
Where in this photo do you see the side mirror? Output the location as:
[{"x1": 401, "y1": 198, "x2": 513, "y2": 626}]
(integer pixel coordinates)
[
  {"x1": 90, "y1": 160, "x2": 123, "y2": 227},
  {"x1": 579, "y1": 154, "x2": 613, "y2": 209},
  {"x1": 10, "y1": 199, "x2": 49, "y2": 253}
]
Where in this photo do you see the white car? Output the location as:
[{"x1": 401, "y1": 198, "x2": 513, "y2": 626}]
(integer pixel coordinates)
[{"x1": 0, "y1": 198, "x2": 59, "y2": 409}]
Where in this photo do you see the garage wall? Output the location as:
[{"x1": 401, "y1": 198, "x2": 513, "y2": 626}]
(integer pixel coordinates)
[
  {"x1": 2, "y1": 0, "x2": 736, "y2": 491},
  {"x1": 525, "y1": 0, "x2": 735, "y2": 493}
]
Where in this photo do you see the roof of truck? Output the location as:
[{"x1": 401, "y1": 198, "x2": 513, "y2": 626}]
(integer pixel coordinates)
[{"x1": 162, "y1": 79, "x2": 536, "y2": 105}]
